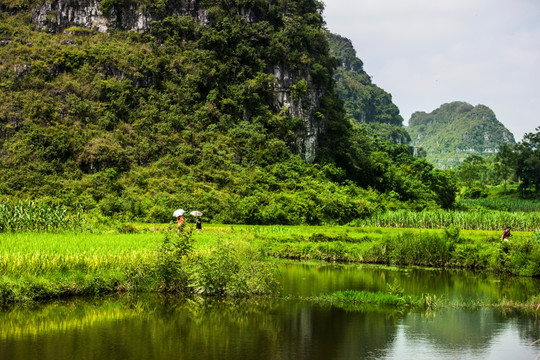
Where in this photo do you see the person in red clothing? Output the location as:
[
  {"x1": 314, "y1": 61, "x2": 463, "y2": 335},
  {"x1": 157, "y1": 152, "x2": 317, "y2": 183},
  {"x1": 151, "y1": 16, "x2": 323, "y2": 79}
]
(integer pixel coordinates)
[
  {"x1": 177, "y1": 215, "x2": 184, "y2": 227},
  {"x1": 501, "y1": 226, "x2": 512, "y2": 241}
]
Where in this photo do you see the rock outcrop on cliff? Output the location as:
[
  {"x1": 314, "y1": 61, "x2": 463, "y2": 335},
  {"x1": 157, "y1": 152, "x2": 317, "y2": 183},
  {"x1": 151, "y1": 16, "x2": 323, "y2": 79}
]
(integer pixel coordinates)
[{"x1": 32, "y1": 0, "x2": 210, "y2": 33}]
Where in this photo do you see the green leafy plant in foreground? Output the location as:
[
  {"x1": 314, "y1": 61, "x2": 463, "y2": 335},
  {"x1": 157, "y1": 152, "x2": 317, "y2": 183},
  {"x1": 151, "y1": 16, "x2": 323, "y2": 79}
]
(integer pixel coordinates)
[
  {"x1": 154, "y1": 225, "x2": 194, "y2": 292},
  {"x1": 144, "y1": 225, "x2": 281, "y2": 296}
]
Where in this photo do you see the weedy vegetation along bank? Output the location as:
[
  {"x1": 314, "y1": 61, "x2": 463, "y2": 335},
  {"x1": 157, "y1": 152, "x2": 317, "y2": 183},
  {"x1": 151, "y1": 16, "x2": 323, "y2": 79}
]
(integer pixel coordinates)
[
  {"x1": 265, "y1": 226, "x2": 540, "y2": 277},
  {"x1": 311, "y1": 289, "x2": 540, "y2": 314}
]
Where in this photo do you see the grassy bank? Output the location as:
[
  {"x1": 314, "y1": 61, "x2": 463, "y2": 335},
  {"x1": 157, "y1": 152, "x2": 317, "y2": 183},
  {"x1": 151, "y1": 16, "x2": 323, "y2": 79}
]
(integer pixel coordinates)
[
  {"x1": 263, "y1": 226, "x2": 540, "y2": 276},
  {"x1": 0, "y1": 224, "x2": 538, "y2": 304}
]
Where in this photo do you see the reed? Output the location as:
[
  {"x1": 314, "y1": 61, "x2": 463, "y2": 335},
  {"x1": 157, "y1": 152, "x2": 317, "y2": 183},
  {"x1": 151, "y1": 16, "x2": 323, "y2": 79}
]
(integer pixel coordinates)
[{"x1": 315, "y1": 290, "x2": 435, "y2": 310}]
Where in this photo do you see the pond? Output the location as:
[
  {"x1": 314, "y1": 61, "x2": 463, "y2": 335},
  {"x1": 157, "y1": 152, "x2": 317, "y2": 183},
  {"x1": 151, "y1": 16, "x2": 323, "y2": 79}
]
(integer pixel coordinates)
[{"x1": 0, "y1": 263, "x2": 538, "y2": 360}]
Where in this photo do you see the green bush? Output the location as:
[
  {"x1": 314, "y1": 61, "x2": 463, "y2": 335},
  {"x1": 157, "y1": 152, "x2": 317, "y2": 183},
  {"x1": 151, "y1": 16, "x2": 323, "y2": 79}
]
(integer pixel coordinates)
[{"x1": 154, "y1": 226, "x2": 193, "y2": 292}]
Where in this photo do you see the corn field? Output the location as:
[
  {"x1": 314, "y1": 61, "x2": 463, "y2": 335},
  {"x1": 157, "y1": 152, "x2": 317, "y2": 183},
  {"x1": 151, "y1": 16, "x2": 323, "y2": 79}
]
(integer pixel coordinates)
[
  {"x1": 0, "y1": 201, "x2": 86, "y2": 232},
  {"x1": 355, "y1": 210, "x2": 540, "y2": 231}
]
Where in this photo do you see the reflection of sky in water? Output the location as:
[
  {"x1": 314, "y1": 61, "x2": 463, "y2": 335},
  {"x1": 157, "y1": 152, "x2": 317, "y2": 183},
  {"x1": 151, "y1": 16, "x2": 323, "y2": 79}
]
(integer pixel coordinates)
[{"x1": 385, "y1": 319, "x2": 538, "y2": 360}]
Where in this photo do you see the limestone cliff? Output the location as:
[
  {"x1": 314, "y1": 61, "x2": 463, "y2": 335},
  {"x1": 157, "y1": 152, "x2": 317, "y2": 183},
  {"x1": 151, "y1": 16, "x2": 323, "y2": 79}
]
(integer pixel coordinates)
[
  {"x1": 327, "y1": 33, "x2": 409, "y2": 145},
  {"x1": 30, "y1": 0, "x2": 326, "y2": 162},
  {"x1": 32, "y1": 0, "x2": 210, "y2": 33},
  {"x1": 407, "y1": 102, "x2": 515, "y2": 168}
]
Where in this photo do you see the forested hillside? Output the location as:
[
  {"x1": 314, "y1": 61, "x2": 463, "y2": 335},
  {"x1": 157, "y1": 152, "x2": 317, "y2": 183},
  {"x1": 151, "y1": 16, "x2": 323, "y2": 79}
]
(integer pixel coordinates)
[
  {"x1": 407, "y1": 102, "x2": 515, "y2": 168},
  {"x1": 0, "y1": 0, "x2": 457, "y2": 224},
  {"x1": 327, "y1": 33, "x2": 410, "y2": 145}
]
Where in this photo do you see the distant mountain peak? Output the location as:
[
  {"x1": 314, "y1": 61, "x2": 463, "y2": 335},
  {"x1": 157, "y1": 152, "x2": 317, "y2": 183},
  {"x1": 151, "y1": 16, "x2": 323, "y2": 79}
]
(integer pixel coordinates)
[{"x1": 407, "y1": 101, "x2": 515, "y2": 168}]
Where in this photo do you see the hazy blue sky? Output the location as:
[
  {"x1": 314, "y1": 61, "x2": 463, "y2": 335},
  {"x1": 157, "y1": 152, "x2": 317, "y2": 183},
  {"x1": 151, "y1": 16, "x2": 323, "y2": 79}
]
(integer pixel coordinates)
[{"x1": 322, "y1": 0, "x2": 540, "y2": 141}]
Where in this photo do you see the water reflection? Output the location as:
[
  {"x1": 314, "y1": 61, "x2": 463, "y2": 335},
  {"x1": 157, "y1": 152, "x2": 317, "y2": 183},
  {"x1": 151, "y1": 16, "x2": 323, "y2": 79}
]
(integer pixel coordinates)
[
  {"x1": 279, "y1": 262, "x2": 540, "y2": 302},
  {"x1": 0, "y1": 263, "x2": 539, "y2": 360}
]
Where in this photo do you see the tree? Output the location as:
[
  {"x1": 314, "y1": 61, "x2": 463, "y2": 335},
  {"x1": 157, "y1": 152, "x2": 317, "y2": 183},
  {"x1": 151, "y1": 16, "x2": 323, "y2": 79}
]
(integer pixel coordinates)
[
  {"x1": 516, "y1": 127, "x2": 540, "y2": 196},
  {"x1": 456, "y1": 154, "x2": 487, "y2": 188},
  {"x1": 494, "y1": 143, "x2": 516, "y2": 193}
]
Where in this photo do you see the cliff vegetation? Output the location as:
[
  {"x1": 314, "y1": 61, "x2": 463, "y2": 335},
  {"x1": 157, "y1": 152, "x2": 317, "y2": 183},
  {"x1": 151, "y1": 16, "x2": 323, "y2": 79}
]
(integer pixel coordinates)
[
  {"x1": 0, "y1": 0, "x2": 457, "y2": 225},
  {"x1": 407, "y1": 101, "x2": 515, "y2": 168}
]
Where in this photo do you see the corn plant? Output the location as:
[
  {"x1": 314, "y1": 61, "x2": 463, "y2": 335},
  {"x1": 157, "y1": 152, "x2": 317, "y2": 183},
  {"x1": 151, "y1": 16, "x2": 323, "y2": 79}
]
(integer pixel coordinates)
[
  {"x1": 0, "y1": 201, "x2": 86, "y2": 232},
  {"x1": 354, "y1": 210, "x2": 540, "y2": 231}
]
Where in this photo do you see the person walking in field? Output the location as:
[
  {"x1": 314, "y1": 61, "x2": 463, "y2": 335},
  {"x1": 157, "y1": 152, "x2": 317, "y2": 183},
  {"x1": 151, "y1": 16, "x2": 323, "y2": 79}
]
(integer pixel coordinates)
[{"x1": 501, "y1": 226, "x2": 512, "y2": 241}]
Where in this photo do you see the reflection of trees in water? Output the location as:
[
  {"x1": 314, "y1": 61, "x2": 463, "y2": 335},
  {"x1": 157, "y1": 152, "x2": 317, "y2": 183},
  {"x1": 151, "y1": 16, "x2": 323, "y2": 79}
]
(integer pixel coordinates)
[
  {"x1": 136, "y1": 297, "x2": 402, "y2": 360},
  {"x1": 0, "y1": 295, "x2": 401, "y2": 360},
  {"x1": 271, "y1": 302, "x2": 400, "y2": 359},
  {"x1": 280, "y1": 263, "x2": 540, "y2": 303},
  {"x1": 402, "y1": 309, "x2": 502, "y2": 351},
  {"x1": 515, "y1": 313, "x2": 540, "y2": 346},
  {"x1": 0, "y1": 292, "x2": 538, "y2": 360}
]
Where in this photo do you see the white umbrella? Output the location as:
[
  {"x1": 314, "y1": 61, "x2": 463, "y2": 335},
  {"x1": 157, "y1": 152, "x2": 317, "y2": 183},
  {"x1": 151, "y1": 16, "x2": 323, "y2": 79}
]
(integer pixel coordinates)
[
  {"x1": 173, "y1": 209, "x2": 185, "y2": 217},
  {"x1": 190, "y1": 211, "x2": 203, "y2": 217}
]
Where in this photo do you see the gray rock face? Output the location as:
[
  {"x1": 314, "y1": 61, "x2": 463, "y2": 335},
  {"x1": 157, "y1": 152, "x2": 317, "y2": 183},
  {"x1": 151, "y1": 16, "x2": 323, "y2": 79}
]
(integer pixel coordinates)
[
  {"x1": 272, "y1": 65, "x2": 325, "y2": 163},
  {"x1": 32, "y1": 0, "x2": 210, "y2": 33}
]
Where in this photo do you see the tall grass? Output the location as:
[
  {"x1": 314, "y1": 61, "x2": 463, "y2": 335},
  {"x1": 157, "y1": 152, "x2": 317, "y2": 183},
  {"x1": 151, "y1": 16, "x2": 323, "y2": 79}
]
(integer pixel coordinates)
[
  {"x1": 0, "y1": 201, "x2": 86, "y2": 232},
  {"x1": 351, "y1": 210, "x2": 540, "y2": 231},
  {"x1": 316, "y1": 290, "x2": 435, "y2": 310},
  {"x1": 266, "y1": 228, "x2": 540, "y2": 277}
]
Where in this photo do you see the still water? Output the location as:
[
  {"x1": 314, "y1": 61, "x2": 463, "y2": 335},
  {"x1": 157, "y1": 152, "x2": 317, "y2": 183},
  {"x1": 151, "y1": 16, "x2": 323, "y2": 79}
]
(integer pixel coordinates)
[{"x1": 0, "y1": 263, "x2": 538, "y2": 360}]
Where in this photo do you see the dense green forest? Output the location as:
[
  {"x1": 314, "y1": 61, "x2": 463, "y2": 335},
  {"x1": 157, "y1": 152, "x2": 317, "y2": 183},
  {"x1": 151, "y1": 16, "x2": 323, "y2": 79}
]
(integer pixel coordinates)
[
  {"x1": 0, "y1": 0, "x2": 470, "y2": 225},
  {"x1": 451, "y1": 127, "x2": 540, "y2": 199}
]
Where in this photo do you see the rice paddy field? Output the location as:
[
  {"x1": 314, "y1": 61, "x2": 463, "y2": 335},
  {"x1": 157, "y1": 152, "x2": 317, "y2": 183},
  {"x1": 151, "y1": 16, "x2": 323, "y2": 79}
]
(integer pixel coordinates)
[
  {"x1": 0, "y1": 224, "x2": 536, "y2": 275},
  {"x1": 0, "y1": 219, "x2": 538, "y2": 304}
]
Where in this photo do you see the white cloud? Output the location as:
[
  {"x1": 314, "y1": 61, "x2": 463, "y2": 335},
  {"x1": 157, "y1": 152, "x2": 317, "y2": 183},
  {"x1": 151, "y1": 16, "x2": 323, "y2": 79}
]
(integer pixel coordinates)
[{"x1": 323, "y1": 0, "x2": 540, "y2": 140}]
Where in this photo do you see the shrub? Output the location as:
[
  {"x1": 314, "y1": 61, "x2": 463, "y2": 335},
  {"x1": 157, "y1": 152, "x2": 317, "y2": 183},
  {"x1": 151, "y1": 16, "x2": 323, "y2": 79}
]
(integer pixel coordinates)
[{"x1": 154, "y1": 226, "x2": 193, "y2": 292}]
